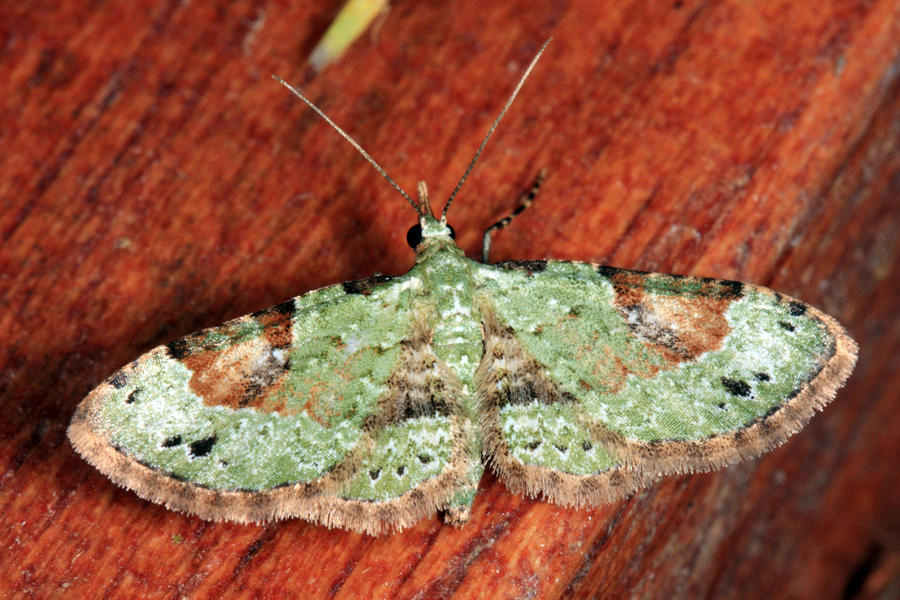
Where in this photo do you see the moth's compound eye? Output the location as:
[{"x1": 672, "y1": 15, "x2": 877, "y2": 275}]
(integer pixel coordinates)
[
  {"x1": 407, "y1": 223, "x2": 454, "y2": 247},
  {"x1": 406, "y1": 224, "x2": 422, "y2": 248}
]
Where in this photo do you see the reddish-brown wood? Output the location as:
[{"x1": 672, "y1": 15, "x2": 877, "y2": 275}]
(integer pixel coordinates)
[{"x1": 1, "y1": 1, "x2": 898, "y2": 598}]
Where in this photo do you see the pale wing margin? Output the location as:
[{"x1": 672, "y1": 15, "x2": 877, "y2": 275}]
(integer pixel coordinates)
[
  {"x1": 68, "y1": 274, "x2": 474, "y2": 535},
  {"x1": 474, "y1": 260, "x2": 857, "y2": 505}
]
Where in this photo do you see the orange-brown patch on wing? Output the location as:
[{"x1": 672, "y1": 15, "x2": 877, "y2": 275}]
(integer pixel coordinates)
[
  {"x1": 295, "y1": 343, "x2": 379, "y2": 426},
  {"x1": 297, "y1": 379, "x2": 347, "y2": 426},
  {"x1": 182, "y1": 312, "x2": 293, "y2": 412},
  {"x1": 606, "y1": 270, "x2": 647, "y2": 307},
  {"x1": 571, "y1": 339, "x2": 630, "y2": 395},
  {"x1": 631, "y1": 294, "x2": 732, "y2": 363},
  {"x1": 606, "y1": 272, "x2": 734, "y2": 365}
]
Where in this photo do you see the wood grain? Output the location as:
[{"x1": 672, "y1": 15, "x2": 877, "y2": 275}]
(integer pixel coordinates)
[{"x1": 2, "y1": 1, "x2": 898, "y2": 598}]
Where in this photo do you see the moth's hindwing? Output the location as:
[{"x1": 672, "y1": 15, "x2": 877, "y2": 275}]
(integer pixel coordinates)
[
  {"x1": 68, "y1": 274, "x2": 475, "y2": 535},
  {"x1": 474, "y1": 260, "x2": 857, "y2": 505}
]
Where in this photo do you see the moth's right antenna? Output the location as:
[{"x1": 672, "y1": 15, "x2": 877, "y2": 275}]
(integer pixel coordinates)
[
  {"x1": 442, "y1": 38, "x2": 551, "y2": 219},
  {"x1": 272, "y1": 75, "x2": 422, "y2": 217}
]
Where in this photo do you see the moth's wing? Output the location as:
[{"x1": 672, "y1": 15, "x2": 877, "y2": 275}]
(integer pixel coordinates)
[
  {"x1": 68, "y1": 274, "x2": 475, "y2": 535},
  {"x1": 474, "y1": 260, "x2": 857, "y2": 506}
]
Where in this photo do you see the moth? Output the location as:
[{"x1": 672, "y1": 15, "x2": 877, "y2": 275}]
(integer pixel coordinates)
[{"x1": 68, "y1": 41, "x2": 857, "y2": 535}]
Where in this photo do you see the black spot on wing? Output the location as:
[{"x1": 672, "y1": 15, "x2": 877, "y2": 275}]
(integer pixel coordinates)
[
  {"x1": 719, "y1": 280, "x2": 744, "y2": 299},
  {"x1": 754, "y1": 372, "x2": 771, "y2": 381},
  {"x1": 369, "y1": 468, "x2": 380, "y2": 480},
  {"x1": 788, "y1": 301, "x2": 807, "y2": 316},
  {"x1": 594, "y1": 265, "x2": 620, "y2": 279},
  {"x1": 109, "y1": 372, "x2": 127, "y2": 389},
  {"x1": 778, "y1": 321, "x2": 796, "y2": 331},
  {"x1": 762, "y1": 404, "x2": 781, "y2": 419},
  {"x1": 581, "y1": 440, "x2": 592, "y2": 452},
  {"x1": 401, "y1": 395, "x2": 452, "y2": 421},
  {"x1": 251, "y1": 299, "x2": 296, "y2": 318},
  {"x1": 360, "y1": 392, "x2": 453, "y2": 432},
  {"x1": 272, "y1": 299, "x2": 295, "y2": 315},
  {"x1": 125, "y1": 388, "x2": 141, "y2": 404},
  {"x1": 166, "y1": 339, "x2": 190, "y2": 360},
  {"x1": 162, "y1": 435, "x2": 183, "y2": 448},
  {"x1": 696, "y1": 277, "x2": 744, "y2": 299},
  {"x1": 493, "y1": 260, "x2": 548, "y2": 275},
  {"x1": 342, "y1": 274, "x2": 393, "y2": 295},
  {"x1": 525, "y1": 440, "x2": 541, "y2": 451},
  {"x1": 721, "y1": 377, "x2": 751, "y2": 397},
  {"x1": 189, "y1": 435, "x2": 218, "y2": 458},
  {"x1": 418, "y1": 453, "x2": 433, "y2": 464},
  {"x1": 396, "y1": 465, "x2": 405, "y2": 476}
]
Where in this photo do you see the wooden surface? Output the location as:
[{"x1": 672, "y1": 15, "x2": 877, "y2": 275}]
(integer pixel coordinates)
[{"x1": 2, "y1": 1, "x2": 899, "y2": 598}]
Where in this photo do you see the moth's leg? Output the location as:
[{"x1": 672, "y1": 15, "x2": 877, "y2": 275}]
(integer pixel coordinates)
[{"x1": 481, "y1": 168, "x2": 547, "y2": 263}]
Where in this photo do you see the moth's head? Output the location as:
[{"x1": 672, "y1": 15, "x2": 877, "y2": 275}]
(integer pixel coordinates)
[
  {"x1": 406, "y1": 216, "x2": 456, "y2": 250},
  {"x1": 406, "y1": 181, "x2": 458, "y2": 257}
]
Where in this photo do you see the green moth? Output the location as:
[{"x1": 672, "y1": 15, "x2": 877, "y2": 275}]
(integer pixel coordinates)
[{"x1": 68, "y1": 41, "x2": 857, "y2": 535}]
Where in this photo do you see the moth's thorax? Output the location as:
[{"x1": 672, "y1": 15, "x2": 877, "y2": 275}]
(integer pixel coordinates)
[{"x1": 407, "y1": 222, "x2": 480, "y2": 397}]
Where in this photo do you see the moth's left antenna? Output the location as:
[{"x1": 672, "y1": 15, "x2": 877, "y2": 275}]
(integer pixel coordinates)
[
  {"x1": 441, "y1": 38, "x2": 551, "y2": 219},
  {"x1": 272, "y1": 76, "x2": 422, "y2": 217}
]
